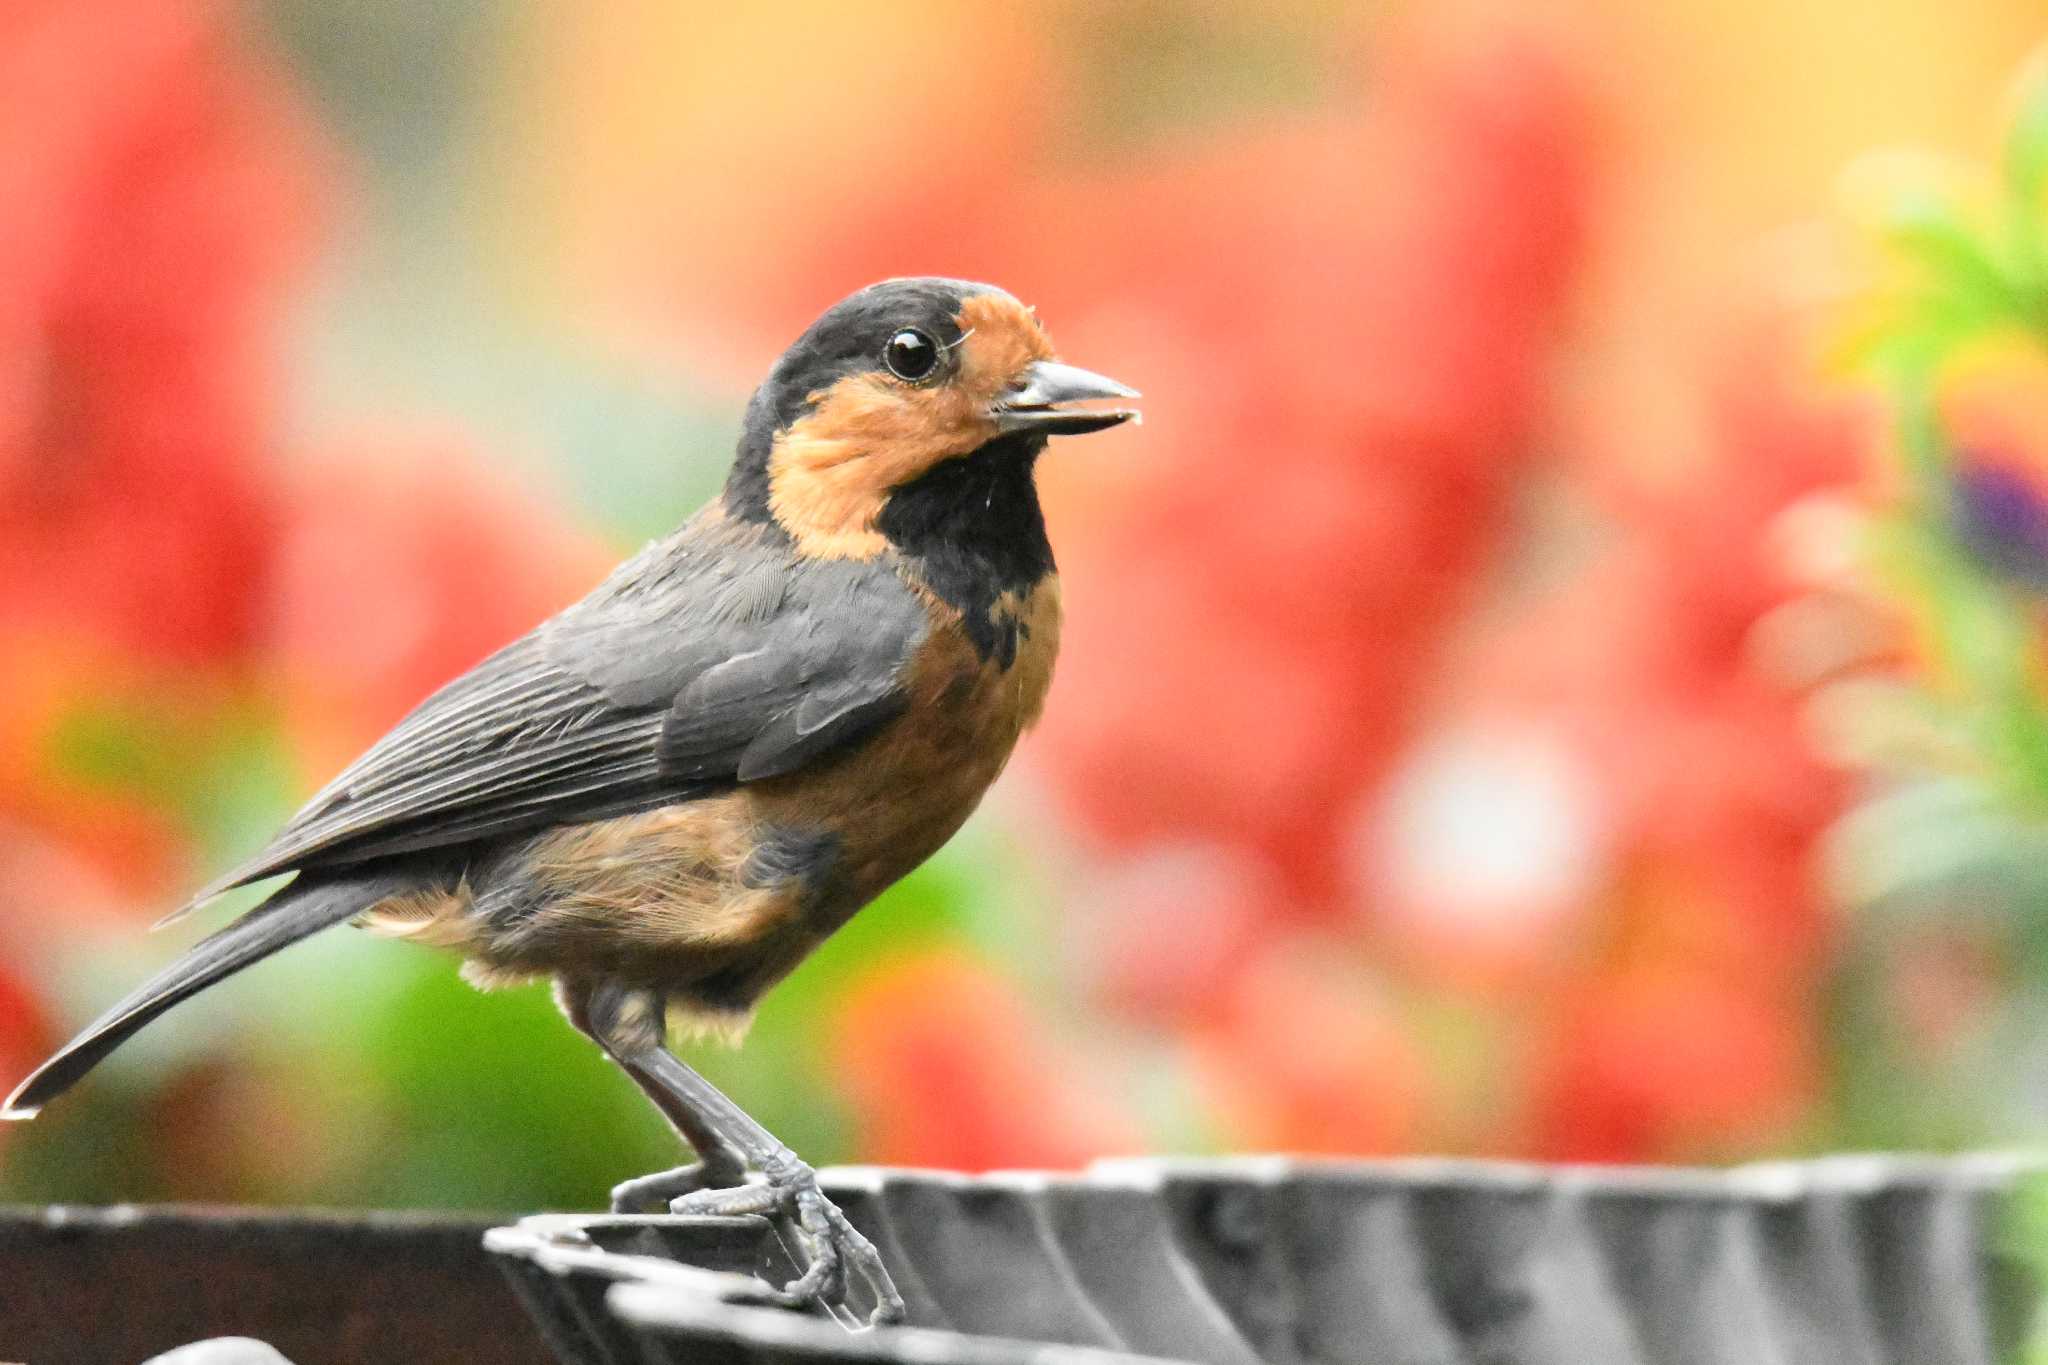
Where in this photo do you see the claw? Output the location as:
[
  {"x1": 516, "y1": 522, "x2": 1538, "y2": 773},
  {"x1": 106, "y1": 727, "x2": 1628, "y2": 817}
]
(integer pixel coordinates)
[{"x1": 672, "y1": 1163, "x2": 905, "y2": 1325}]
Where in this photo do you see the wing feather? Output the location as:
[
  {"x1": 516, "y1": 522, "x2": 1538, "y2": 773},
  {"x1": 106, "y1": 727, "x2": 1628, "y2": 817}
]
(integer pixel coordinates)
[{"x1": 178, "y1": 514, "x2": 929, "y2": 911}]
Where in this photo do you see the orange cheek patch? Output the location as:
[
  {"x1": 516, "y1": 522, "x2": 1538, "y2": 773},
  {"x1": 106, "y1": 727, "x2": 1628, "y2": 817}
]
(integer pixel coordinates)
[{"x1": 767, "y1": 294, "x2": 1056, "y2": 560}]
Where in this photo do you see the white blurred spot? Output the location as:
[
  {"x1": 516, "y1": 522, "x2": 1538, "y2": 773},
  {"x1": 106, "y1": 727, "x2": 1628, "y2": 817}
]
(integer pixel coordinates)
[{"x1": 1368, "y1": 720, "x2": 1607, "y2": 935}]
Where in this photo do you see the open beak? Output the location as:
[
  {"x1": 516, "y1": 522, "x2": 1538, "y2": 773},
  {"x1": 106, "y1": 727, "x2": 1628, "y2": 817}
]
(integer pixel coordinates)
[{"x1": 993, "y1": 360, "x2": 1141, "y2": 436}]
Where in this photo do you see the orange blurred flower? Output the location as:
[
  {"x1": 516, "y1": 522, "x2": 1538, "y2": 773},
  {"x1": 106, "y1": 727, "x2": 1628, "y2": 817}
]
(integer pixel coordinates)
[
  {"x1": 0, "y1": 631, "x2": 211, "y2": 896},
  {"x1": 829, "y1": 949, "x2": 1140, "y2": 1171},
  {"x1": 1188, "y1": 941, "x2": 1430, "y2": 1156},
  {"x1": 529, "y1": 1, "x2": 1051, "y2": 377},
  {"x1": 1937, "y1": 333, "x2": 2048, "y2": 477},
  {"x1": 1524, "y1": 963, "x2": 1815, "y2": 1161}
]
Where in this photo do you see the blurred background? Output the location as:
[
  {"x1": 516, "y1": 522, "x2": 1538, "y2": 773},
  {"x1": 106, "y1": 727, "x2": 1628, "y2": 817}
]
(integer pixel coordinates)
[{"x1": 3, "y1": 0, "x2": 2047, "y2": 1211}]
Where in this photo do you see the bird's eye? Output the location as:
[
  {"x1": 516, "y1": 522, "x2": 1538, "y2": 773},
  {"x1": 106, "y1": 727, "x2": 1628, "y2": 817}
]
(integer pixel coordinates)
[{"x1": 883, "y1": 328, "x2": 940, "y2": 381}]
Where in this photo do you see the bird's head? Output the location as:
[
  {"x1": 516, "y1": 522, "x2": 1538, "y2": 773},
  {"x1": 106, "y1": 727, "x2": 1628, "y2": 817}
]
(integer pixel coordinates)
[{"x1": 727, "y1": 278, "x2": 1138, "y2": 560}]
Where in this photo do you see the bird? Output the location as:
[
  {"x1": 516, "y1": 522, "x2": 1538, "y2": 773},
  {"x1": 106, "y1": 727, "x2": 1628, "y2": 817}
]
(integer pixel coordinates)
[{"x1": 2, "y1": 277, "x2": 1139, "y2": 1326}]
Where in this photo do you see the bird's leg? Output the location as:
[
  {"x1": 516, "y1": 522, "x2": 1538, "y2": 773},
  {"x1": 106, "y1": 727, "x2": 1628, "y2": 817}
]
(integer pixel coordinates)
[
  {"x1": 554, "y1": 979, "x2": 747, "y2": 1210},
  {"x1": 604, "y1": 1053, "x2": 751, "y2": 1211},
  {"x1": 572, "y1": 980, "x2": 906, "y2": 1326},
  {"x1": 633, "y1": 1046, "x2": 905, "y2": 1325}
]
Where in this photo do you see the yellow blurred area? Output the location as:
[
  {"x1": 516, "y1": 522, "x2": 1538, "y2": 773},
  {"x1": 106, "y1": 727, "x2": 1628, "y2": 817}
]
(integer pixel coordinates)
[{"x1": 474, "y1": 0, "x2": 2043, "y2": 476}]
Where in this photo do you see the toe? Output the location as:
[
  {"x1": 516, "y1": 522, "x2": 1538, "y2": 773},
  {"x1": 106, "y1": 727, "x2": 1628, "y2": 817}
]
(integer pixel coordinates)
[
  {"x1": 781, "y1": 1237, "x2": 843, "y2": 1305},
  {"x1": 672, "y1": 1182, "x2": 780, "y2": 1218},
  {"x1": 610, "y1": 1162, "x2": 712, "y2": 1213}
]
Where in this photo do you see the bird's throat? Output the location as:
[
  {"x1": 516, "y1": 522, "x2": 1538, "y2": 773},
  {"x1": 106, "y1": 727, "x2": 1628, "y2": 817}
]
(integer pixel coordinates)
[{"x1": 876, "y1": 435, "x2": 1055, "y2": 667}]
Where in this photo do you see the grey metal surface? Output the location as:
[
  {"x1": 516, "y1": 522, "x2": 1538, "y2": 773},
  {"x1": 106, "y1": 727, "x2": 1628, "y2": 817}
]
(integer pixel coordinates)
[{"x1": 484, "y1": 1155, "x2": 2047, "y2": 1365}]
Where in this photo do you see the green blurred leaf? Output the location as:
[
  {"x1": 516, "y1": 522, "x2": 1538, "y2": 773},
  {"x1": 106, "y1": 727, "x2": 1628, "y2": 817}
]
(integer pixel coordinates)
[
  {"x1": 2004, "y1": 51, "x2": 2048, "y2": 301},
  {"x1": 2010, "y1": 60, "x2": 2048, "y2": 204},
  {"x1": 1841, "y1": 289, "x2": 2008, "y2": 380},
  {"x1": 1841, "y1": 149, "x2": 2034, "y2": 375},
  {"x1": 1884, "y1": 210, "x2": 2018, "y2": 319},
  {"x1": 0, "y1": 1078, "x2": 173, "y2": 1203},
  {"x1": 2005, "y1": 1170, "x2": 2048, "y2": 1365},
  {"x1": 183, "y1": 709, "x2": 303, "y2": 870},
  {"x1": 41, "y1": 690, "x2": 302, "y2": 877},
  {"x1": 1827, "y1": 777, "x2": 2024, "y2": 909},
  {"x1": 338, "y1": 950, "x2": 675, "y2": 1211}
]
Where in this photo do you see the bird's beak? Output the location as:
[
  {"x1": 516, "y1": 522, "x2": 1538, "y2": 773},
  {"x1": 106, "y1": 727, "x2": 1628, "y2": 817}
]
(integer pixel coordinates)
[{"x1": 992, "y1": 360, "x2": 1141, "y2": 436}]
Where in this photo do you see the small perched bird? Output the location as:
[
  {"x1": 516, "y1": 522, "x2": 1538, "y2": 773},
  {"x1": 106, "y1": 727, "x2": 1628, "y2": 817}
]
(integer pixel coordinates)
[{"x1": 3, "y1": 278, "x2": 1138, "y2": 1325}]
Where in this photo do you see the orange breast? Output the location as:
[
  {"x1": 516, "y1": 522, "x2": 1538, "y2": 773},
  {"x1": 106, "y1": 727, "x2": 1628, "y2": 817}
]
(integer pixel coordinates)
[{"x1": 751, "y1": 573, "x2": 1061, "y2": 917}]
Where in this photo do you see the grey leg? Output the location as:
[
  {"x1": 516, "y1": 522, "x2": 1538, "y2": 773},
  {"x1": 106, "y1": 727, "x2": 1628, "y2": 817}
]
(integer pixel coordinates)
[
  {"x1": 553, "y1": 978, "x2": 748, "y2": 1209},
  {"x1": 566, "y1": 978, "x2": 905, "y2": 1326}
]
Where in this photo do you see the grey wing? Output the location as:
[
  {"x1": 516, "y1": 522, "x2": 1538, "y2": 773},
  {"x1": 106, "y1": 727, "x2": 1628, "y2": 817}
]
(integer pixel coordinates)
[
  {"x1": 182, "y1": 520, "x2": 929, "y2": 907},
  {"x1": 650, "y1": 559, "x2": 930, "y2": 783}
]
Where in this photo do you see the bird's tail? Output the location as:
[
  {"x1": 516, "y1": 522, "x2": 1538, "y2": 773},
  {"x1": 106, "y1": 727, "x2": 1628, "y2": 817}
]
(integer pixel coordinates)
[{"x1": 2, "y1": 869, "x2": 406, "y2": 1119}]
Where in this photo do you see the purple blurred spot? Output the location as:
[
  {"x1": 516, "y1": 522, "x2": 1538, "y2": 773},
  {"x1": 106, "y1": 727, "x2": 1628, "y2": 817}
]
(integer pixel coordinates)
[{"x1": 1952, "y1": 458, "x2": 2048, "y2": 589}]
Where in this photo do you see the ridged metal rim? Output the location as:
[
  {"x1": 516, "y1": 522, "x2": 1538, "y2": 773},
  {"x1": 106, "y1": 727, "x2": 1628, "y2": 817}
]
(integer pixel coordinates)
[{"x1": 484, "y1": 1154, "x2": 2048, "y2": 1365}]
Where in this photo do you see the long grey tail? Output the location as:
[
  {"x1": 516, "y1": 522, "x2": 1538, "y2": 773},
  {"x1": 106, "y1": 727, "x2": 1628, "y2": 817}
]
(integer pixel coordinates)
[{"x1": 2, "y1": 869, "x2": 405, "y2": 1119}]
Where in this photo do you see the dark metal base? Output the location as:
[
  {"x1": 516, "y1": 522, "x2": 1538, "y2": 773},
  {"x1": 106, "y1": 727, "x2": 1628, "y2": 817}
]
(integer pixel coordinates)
[{"x1": 0, "y1": 1205, "x2": 549, "y2": 1365}]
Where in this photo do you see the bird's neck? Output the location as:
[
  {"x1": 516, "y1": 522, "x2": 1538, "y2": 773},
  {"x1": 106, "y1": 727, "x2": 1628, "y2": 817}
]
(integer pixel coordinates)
[
  {"x1": 877, "y1": 436, "x2": 1053, "y2": 593},
  {"x1": 877, "y1": 436, "x2": 1055, "y2": 667},
  {"x1": 725, "y1": 422, "x2": 1057, "y2": 665}
]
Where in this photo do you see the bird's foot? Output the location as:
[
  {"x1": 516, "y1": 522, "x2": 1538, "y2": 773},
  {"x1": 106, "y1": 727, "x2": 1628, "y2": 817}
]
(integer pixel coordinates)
[
  {"x1": 610, "y1": 1159, "x2": 746, "y2": 1213},
  {"x1": 673, "y1": 1156, "x2": 904, "y2": 1327}
]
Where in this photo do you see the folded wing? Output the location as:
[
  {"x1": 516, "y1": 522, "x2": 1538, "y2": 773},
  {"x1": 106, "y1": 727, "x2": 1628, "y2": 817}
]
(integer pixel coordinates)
[{"x1": 177, "y1": 516, "x2": 928, "y2": 911}]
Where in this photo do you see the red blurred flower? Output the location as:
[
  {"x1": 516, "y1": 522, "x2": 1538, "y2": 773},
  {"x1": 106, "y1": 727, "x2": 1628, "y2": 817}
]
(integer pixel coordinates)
[
  {"x1": 0, "y1": 0, "x2": 328, "y2": 666},
  {"x1": 1603, "y1": 309, "x2": 1861, "y2": 972},
  {"x1": 1028, "y1": 18, "x2": 1592, "y2": 901},
  {"x1": 1411, "y1": 305, "x2": 1862, "y2": 1160},
  {"x1": 545, "y1": 9, "x2": 1592, "y2": 909},
  {"x1": 0, "y1": 958, "x2": 51, "y2": 1144},
  {"x1": 0, "y1": 1, "x2": 330, "y2": 900},
  {"x1": 264, "y1": 433, "x2": 618, "y2": 781},
  {"x1": 829, "y1": 949, "x2": 1140, "y2": 1171}
]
